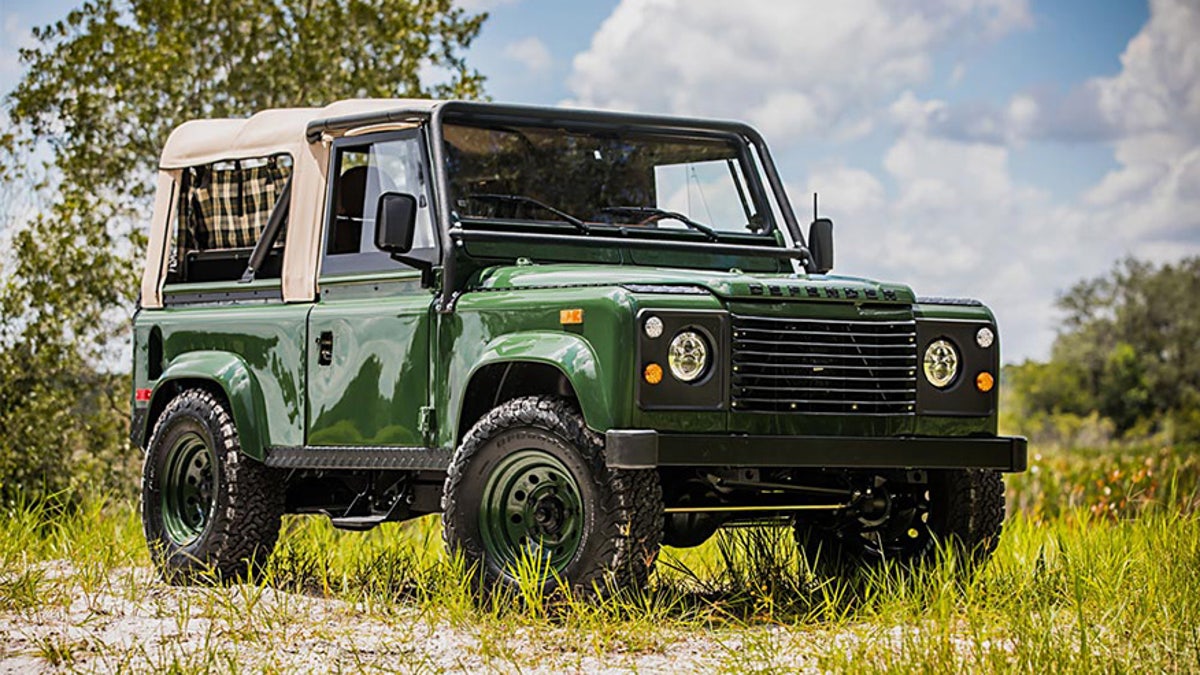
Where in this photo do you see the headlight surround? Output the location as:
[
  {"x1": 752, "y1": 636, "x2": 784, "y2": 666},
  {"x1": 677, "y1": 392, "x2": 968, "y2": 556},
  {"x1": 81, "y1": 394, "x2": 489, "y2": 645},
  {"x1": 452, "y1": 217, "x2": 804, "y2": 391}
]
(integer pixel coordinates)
[
  {"x1": 668, "y1": 330, "x2": 709, "y2": 382},
  {"x1": 923, "y1": 339, "x2": 960, "y2": 388}
]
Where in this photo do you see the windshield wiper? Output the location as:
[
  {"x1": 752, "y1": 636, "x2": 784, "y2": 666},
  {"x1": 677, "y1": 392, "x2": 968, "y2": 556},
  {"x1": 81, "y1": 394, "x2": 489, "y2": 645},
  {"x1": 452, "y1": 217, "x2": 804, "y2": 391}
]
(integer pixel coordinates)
[
  {"x1": 464, "y1": 193, "x2": 591, "y2": 234},
  {"x1": 599, "y1": 206, "x2": 720, "y2": 241}
]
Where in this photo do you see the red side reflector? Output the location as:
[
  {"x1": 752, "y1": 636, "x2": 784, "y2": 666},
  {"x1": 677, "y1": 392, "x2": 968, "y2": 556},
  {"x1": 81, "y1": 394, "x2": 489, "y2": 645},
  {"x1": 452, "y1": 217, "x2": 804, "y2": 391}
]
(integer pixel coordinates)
[{"x1": 135, "y1": 388, "x2": 152, "y2": 403}]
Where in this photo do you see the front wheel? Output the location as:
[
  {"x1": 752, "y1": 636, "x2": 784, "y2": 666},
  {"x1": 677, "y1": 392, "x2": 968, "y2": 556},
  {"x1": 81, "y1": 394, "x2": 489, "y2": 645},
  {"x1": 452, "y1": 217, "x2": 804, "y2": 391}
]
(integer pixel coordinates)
[
  {"x1": 795, "y1": 469, "x2": 1006, "y2": 570},
  {"x1": 141, "y1": 388, "x2": 284, "y2": 583},
  {"x1": 442, "y1": 396, "x2": 662, "y2": 597}
]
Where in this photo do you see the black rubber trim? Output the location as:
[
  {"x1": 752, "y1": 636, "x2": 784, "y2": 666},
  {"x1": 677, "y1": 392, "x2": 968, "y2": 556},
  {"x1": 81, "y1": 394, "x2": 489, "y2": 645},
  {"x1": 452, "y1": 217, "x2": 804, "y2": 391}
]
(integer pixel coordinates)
[
  {"x1": 264, "y1": 446, "x2": 453, "y2": 471},
  {"x1": 604, "y1": 430, "x2": 659, "y2": 469},
  {"x1": 162, "y1": 287, "x2": 283, "y2": 306},
  {"x1": 129, "y1": 407, "x2": 148, "y2": 448},
  {"x1": 451, "y1": 228, "x2": 808, "y2": 261},
  {"x1": 629, "y1": 433, "x2": 1027, "y2": 472}
]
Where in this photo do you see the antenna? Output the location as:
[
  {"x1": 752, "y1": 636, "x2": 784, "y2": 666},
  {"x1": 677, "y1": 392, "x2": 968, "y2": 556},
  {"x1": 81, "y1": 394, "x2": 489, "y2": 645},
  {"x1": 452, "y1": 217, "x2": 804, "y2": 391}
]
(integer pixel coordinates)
[{"x1": 813, "y1": 192, "x2": 818, "y2": 222}]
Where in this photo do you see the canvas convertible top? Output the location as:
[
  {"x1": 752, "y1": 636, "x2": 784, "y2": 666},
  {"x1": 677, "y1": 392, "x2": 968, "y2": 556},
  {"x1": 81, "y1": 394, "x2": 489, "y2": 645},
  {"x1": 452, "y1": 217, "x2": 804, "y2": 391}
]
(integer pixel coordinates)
[
  {"x1": 159, "y1": 99, "x2": 440, "y2": 169},
  {"x1": 144, "y1": 98, "x2": 794, "y2": 310},
  {"x1": 144, "y1": 99, "x2": 441, "y2": 308}
]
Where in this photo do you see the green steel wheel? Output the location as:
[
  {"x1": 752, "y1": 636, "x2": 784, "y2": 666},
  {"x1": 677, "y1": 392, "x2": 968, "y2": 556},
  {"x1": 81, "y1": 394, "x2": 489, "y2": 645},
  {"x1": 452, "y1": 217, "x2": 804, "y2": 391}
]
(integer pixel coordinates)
[
  {"x1": 160, "y1": 431, "x2": 216, "y2": 546},
  {"x1": 479, "y1": 449, "x2": 585, "y2": 574},
  {"x1": 443, "y1": 396, "x2": 663, "y2": 597},
  {"x1": 142, "y1": 388, "x2": 284, "y2": 584}
]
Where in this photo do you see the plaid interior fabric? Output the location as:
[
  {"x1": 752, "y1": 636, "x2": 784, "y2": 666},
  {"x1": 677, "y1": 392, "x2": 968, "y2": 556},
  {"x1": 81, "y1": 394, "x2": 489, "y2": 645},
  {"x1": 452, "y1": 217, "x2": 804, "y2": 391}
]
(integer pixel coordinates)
[{"x1": 184, "y1": 160, "x2": 291, "y2": 250}]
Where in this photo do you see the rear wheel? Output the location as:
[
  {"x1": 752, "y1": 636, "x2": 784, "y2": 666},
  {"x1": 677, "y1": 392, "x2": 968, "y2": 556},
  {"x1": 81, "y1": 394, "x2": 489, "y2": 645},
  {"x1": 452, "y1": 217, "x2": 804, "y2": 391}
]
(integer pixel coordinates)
[
  {"x1": 795, "y1": 469, "x2": 1005, "y2": 570},
  {"x1": 442, "y1": 396, "x2": 663, "y2": 596},
  {"x1": 141, "y1": 388, "x2": 284, "y2": 583}
]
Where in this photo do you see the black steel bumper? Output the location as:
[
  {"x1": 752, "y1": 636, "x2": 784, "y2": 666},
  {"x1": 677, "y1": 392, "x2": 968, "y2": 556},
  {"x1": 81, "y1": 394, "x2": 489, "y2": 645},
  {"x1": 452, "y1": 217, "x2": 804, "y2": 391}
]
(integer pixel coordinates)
[{"x1": 605, "y1": 431, "x2": 1028, "y2": 473}]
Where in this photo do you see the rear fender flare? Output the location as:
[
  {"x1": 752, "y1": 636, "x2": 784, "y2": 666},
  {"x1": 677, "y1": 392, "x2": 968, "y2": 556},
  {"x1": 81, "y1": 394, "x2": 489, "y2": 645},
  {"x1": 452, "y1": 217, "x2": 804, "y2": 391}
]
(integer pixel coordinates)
[{"x1": 142, "y1": 350, "x2": 269, "y2": 461}]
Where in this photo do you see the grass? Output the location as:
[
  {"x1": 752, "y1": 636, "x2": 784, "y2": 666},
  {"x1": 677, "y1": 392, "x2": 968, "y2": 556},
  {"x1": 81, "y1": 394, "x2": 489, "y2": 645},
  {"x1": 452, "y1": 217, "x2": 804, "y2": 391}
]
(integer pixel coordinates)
[{"x1": 1, "y1": 446, "x2": 1198, "y2": 672}]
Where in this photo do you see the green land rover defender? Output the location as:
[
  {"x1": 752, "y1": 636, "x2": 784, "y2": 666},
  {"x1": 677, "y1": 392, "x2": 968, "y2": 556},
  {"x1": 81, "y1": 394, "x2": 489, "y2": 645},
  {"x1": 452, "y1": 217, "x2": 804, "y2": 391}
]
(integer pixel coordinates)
[{"x1": 131, "y1": 99, "x2": 1026, "y2": 593}]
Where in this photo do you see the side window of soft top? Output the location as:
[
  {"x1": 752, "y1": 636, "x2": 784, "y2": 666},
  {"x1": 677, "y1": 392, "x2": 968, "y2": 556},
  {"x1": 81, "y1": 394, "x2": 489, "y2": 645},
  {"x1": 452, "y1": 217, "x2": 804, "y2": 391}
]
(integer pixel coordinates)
[
  {"x1": 166, "y1": 154, "x2": 292, "y2": 284},
  {"x1": 322, "y1": 132, "x2": 436, "y2": 276}
]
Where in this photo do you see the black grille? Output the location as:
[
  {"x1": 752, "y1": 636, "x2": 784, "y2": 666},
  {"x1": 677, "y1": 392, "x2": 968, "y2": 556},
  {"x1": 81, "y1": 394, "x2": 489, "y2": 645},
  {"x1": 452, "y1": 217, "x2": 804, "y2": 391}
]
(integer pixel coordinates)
[{"x1": 731, "y1": 314, "x2": 917, "y2": 415}]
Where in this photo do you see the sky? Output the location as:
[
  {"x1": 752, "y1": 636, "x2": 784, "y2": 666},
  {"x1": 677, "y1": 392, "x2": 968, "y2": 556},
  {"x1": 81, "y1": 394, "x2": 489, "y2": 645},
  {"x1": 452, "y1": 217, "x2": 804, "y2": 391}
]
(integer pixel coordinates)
[{"x1": 2, "y1": 0, "x2": 1196, "y2": 364}]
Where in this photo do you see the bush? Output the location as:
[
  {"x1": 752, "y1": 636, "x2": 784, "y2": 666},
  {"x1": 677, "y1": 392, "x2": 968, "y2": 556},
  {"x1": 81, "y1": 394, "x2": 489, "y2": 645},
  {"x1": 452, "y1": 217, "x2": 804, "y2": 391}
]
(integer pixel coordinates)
[{"x1": 1007, "y1": 443, "x2": 1200, "y2": 521}]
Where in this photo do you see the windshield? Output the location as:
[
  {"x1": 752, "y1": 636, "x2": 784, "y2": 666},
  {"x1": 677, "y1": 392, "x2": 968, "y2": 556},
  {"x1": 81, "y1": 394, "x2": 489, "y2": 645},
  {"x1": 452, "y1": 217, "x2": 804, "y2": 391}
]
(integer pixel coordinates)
[{"x1": 442, "y1": 122, "x2": 772, "y2": 236}]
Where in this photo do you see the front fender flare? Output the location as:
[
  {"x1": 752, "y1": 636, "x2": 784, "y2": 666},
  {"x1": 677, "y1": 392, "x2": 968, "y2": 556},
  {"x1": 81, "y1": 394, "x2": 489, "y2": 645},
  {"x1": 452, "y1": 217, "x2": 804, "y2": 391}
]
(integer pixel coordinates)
[
  {"x1": 142, "y1": 350, "x2": 270, "y2": 461},
  {"x1": 457, "y1": 331, "x2": 616, "y2": 435}
]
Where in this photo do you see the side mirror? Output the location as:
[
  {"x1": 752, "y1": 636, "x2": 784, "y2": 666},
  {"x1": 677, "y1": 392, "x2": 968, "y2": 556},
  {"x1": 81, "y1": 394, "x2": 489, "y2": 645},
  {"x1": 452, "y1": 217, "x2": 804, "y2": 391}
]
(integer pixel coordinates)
[
  {"x1": 374, "y1": 192, "x2": 418, "y2": 255},
  {"x1": 808, "y1": 218, "x2": 834, "y2": 274}
]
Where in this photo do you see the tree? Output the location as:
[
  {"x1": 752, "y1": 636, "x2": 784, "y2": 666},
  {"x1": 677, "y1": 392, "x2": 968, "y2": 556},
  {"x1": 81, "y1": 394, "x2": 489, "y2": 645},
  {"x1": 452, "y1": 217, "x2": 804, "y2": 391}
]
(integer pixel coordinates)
[
  {"x1": 1008, "y1": 257, "x2": 1200, "y2": 442},
  {"x1": 0, "y1": 0, "x2": 488, "y2": 500}
]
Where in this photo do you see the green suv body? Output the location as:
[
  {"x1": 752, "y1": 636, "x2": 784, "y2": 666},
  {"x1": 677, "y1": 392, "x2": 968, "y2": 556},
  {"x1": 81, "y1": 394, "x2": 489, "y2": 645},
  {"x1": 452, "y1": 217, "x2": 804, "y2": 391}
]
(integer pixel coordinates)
[{"x1": 132, "y1": 99, "x2": 1026, "y2": 591}]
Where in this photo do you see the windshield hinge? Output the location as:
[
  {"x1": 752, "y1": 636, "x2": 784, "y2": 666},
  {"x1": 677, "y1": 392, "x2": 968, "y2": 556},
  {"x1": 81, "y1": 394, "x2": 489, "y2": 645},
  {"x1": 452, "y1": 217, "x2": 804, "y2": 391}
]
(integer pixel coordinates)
[{"x1": 418, "y1": 407, "x2": 437, "y2": 444}]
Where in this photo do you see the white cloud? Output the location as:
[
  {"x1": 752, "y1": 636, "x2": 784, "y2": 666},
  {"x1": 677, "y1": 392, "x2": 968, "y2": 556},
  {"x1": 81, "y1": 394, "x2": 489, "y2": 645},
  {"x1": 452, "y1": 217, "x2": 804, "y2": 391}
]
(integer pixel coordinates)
[
  {"x1": 564, "y1": 0, "x2": 1197, "y2": 361},
  {"x1": 914, "y1": 0, "x2": 1200, "y2": 149},
  {"x1": 949, "y1": 63, "x2": 967, "y2": 86},
  {"x1": 1093, "y1": 0, "x2": 1200, "y2": 141},
  {"x1": 567, "y1": 0, "x2": 1031, "y2": 142},
  {"x1": 1080, "y1": 0, "x2": 1200, "y2": 252},
  {"x1": 804, "y1": 127, "x2": 1087, "y2": 360},
  {"x1": 504, "y1": 36, "x2": 552, "y2": 74},
  {"x1": 813, "y1": 0, "x2": 1200, "y2": 360}
]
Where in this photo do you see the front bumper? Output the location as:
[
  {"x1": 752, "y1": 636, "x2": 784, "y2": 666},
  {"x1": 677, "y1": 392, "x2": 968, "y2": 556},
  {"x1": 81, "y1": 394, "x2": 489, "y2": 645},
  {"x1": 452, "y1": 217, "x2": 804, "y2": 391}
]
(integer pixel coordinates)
[{"x1": 605, "y1": 430, "x2": 1027, "y2": 473}]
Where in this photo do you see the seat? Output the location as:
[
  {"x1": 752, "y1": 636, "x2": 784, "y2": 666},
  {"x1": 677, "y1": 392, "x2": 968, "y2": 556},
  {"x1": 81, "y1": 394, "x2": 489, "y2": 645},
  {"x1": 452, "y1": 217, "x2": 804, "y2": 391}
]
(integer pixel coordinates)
[{"x1": 330, "y1": 165, "x2": 368, "y2": 254}]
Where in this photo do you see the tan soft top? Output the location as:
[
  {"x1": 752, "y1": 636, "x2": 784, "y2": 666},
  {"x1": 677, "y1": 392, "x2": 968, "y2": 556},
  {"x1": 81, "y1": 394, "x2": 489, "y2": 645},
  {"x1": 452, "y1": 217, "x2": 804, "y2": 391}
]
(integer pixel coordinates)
[
  {"x1": 159, "y1": 98, "x2": 442, "y2": 168},
  {"x1": 145, "y1": 98, "x2": 443, "y2": 309}
]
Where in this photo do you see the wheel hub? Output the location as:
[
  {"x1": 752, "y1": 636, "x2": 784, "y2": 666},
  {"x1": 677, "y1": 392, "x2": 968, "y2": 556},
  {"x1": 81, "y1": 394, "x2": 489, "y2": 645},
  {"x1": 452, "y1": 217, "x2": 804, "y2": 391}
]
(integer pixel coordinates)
[
  {"x1": 533, "y1": 496, "x2": 565, "y2": 533},
  {"x1": 161, "y1": 431, "x2": 216, "y2": 546},
  {"x1": 479, "y1": 448, "x2": 584, "y2": 573}
]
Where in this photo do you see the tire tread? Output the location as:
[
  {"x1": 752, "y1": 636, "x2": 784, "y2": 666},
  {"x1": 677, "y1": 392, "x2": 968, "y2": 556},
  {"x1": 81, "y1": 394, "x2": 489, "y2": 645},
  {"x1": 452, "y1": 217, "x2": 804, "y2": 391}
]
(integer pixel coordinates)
[{"x1": 442, "y1": 396, "x2": 662, "y2": 595}]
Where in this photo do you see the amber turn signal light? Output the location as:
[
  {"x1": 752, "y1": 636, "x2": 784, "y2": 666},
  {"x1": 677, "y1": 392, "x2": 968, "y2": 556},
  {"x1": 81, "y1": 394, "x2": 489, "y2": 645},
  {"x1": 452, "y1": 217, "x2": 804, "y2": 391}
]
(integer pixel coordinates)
[
  {"x1": 560, "y1": 308, "x2": 584, "y2": 325},
  {"x1": 644, "y1": 363, "x2": 663, "y2": 385},
  {"x1": 976, "y1": 371, "x2": 995, "y2": 393}
]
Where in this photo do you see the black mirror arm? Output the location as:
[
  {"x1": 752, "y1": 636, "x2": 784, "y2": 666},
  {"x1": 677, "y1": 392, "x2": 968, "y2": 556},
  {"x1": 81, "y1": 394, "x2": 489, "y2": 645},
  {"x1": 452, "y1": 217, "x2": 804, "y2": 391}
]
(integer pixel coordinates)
[{"x1": 388, "y1": 251, "x2": 436, "y2": 288}]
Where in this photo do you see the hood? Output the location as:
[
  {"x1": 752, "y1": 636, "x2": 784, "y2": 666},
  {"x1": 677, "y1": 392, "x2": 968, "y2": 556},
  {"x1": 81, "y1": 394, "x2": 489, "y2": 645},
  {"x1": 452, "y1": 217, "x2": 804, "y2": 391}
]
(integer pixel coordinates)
[{"x1": 472, "y1": 263, "x2": 916, "y2": 304}]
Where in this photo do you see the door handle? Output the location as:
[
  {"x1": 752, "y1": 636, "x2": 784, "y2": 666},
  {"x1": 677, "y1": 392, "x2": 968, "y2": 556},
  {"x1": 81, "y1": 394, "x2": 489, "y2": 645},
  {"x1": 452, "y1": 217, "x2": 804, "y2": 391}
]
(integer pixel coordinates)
[{"x1": 317, "y1": 331, "x2": 333, "y2": 366}]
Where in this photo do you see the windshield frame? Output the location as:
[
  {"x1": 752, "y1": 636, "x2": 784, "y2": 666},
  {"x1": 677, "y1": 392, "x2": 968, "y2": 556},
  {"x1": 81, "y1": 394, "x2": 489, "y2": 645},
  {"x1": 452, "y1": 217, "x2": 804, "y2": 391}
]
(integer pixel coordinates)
[
  {"x1": 440, "y1": 121, "x2": 774, "y2": 239},
  {"x1": 430, "y1": 102, "x2": 806, "y2": 247},
  {"x1": 309, "y1": 101, "x2": 813, "y2": 310}
]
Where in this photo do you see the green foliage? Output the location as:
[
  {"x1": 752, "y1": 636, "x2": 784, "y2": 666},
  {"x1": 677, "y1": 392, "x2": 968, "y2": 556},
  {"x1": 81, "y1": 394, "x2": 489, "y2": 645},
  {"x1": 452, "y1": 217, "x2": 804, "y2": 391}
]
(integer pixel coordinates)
[
  {"x1": 1005, "y1": 257, "x2": 1200, "y2": 443},
  {"x1": 0, "y1": 0, "x2": 488, "y2": 501},
  {"x1": 1008, "y1": 443, "x2": 1200, "y2": 521},
  {"x1": 2, "y1": 464, "x2": 1199, "y2": 671}
]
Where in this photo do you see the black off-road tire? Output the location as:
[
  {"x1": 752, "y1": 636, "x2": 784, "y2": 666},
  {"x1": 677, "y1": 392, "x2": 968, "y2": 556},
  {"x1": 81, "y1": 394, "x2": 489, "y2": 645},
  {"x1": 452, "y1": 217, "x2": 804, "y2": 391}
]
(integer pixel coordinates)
[
  {"x1": 141, "y1": 388, "x2": 284, "y2": 584},
  {"x1": 796, "y1": 469, "x2": 1006, "y2": 570},
  {"x1": 932, "y1": 468, "x2": 1006, "y2": 564},
  {"x1": 442, "y1": 396, "x2": 663, "y2": 597}
]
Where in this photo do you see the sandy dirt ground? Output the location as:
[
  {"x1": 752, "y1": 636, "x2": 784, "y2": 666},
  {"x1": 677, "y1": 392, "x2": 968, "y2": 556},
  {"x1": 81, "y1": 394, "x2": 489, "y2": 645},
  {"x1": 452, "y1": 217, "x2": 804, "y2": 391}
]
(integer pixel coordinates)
[{"x1": 0, "y1": 562, "x2": 848, "y2": 673}]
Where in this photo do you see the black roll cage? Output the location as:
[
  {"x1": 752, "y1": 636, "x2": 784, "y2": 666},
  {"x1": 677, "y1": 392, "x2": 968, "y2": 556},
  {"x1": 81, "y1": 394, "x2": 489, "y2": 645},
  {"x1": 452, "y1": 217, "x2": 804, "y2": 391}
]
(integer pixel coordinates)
[{"x1": 307, "y1": 101, "x2": 813, "y2": 311}]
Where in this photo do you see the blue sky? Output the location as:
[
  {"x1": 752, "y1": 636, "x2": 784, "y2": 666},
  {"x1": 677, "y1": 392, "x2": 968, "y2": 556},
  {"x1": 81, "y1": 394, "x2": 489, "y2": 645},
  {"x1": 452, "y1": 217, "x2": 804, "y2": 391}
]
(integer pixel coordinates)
[{"x1": 2, "y1": 0, "x2": 1194, "y2": 363}]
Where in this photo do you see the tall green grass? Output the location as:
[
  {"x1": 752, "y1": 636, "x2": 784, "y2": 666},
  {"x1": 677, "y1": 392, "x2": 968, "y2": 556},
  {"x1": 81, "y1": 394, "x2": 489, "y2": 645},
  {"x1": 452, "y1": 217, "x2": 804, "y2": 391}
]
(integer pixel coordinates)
[{"x1": 2, "y1": 447, "x2": 1198, "y2": 671}]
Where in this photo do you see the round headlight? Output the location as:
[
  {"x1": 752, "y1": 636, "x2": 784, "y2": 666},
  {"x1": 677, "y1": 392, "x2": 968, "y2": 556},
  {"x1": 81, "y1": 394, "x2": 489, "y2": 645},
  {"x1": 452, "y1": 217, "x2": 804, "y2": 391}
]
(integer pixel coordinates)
[
  {"x1": 923, "y1": 339, "x2": 959, "y2": 388},
  {"x1": 668, "y1": 330, "x2": 709, "y2": 382},
  {"x1": 644, "y1": 315, "x2": 664, "y2": 339},
  {"x1": 976, "y1": 326, "x2": 995, "y2": 349}
]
